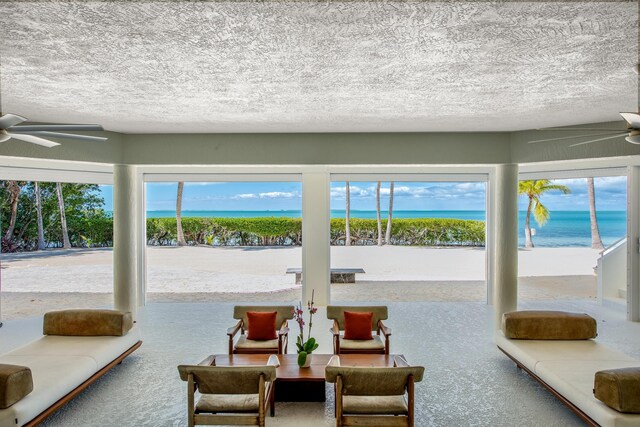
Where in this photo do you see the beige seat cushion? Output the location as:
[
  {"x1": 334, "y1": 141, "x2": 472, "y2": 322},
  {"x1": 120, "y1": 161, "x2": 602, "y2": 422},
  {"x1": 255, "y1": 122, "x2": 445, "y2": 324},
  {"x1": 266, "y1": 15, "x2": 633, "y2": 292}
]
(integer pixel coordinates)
[
  {"x1": 343, "y1": 395, "x2": 408, "y2": 415},
  {"x1": 503, "y1": 311, "x2": 597, "y2": 340},
  {"x1": 594, "y1": 367, "x2": 640, "y2": 414},
  {"x1": 0, "y1": 364, "x2": 33, "y2": 409},
  {"x1": 234, "y1": 335, "x2": 279, "y2": 350},
  {"x1": 196, "y1": 394, "x2": 259, "y2": 413},
  {"x1": 340, "y1": 335, "x2": 385, "y2": 350},
  {"x1": 43, "y1": 309, "x2": 133, "y2": 337}
]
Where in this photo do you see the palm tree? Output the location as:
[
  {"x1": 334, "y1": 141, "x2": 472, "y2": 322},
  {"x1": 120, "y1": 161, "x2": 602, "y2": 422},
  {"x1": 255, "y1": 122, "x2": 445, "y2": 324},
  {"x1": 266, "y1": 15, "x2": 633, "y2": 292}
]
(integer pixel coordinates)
[
  {"x1": 176, "y1": 181, "x2": 187, "y2": 246},
  {"x1": 385, "y1": 181, "x2": 395, "y2": 244},
  {"x1": 376, "y1": 182, "x2": 382, "y2": 246},
  {"x1": 518, "y1": 180, "x2": 571, "y2": 248},
  {"x1": 55, "y1": 182, "x2": 71, "y2": 249},
  {"x1": 587, "y1": 177, "x2": 604, "y2": 250},
  {"x1": 345, "y1": 181, "x2": 351, "y2": 246},
  {"x1": 35, "y1": 182, "x2": 46, "y2": 250},
  {"x1": 2, "y1": 181, "x2": 22, "y2": 244}
]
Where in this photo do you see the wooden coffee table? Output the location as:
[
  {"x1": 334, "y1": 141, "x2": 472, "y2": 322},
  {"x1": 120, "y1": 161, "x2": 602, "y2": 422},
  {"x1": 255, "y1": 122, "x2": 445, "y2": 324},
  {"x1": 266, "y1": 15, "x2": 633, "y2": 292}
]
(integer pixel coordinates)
[{"x1": 208, "y1": 353, "x2": 400, "y2": 415}]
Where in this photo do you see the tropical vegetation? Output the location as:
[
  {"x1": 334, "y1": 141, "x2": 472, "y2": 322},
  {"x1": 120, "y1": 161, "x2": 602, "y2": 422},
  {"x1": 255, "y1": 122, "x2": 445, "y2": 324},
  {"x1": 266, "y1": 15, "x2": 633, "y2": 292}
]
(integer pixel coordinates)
[
  {"x1": 1, "y1": 181, "x2": 111, "y2": 252},
  {"x1": 147, "y1": 217, "x2": 485, "y2": 247}
]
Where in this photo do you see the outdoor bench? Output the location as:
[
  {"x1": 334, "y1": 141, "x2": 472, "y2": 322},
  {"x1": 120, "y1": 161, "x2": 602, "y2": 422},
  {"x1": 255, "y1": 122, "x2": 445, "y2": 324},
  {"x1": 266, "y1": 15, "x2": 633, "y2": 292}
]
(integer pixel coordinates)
[
  {"x1": 0, "y1": 309, "x2": 141, "y2": 427},
  {"x1": 496, "y1": 310, "x2": 640, "y2": 427},
  {"x1": 286, "y1": 268, "x2": 365, "y2": 284}
]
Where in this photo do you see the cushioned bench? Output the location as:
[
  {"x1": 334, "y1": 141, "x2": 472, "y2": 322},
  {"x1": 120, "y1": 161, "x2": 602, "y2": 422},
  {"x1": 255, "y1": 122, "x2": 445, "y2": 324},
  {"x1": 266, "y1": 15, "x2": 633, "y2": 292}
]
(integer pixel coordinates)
[
  {"x1": 496, "y1": 310, "x2": 640, "y2": 427},
  {"x1": 0, "y1": 310, "x2": 142, "y2": 427}
]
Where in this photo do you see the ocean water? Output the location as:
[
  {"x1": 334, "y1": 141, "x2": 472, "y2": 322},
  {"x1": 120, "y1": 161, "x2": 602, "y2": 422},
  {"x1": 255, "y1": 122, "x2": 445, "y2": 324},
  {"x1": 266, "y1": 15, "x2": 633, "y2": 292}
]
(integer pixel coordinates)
[{"x1": 146, "y1": 210, "x2": 627, "y2": 248}]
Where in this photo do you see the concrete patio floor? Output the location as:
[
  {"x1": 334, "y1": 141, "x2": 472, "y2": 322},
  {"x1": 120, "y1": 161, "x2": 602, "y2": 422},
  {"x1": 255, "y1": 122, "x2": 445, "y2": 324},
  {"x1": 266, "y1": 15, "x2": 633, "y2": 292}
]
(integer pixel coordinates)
[{"x1": 1, "y1": 300, "x2": 638, "y2": 426}]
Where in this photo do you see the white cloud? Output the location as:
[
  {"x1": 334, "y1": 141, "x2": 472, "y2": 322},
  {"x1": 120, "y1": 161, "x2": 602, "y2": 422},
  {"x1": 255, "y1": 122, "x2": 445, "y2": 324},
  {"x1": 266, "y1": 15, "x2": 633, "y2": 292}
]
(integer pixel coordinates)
[
  {"x1": 232, "y1": 193, "x2": 258, "y2": 199},
  {"x1": 331, "y1": 185, "x2": 370, "y2": 198},
  {"x1": 258, "y1": 191, "x2": 299, "y2": 199}
]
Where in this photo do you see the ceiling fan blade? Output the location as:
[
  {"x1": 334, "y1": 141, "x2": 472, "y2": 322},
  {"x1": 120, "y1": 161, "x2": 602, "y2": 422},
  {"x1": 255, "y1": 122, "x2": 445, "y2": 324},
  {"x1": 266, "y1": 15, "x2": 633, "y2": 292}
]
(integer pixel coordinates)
[
  {"x1": 569, "y1": 133, "x2": 628, "y2": 147},
  {"x1": 9, "y1": 124, "x2": 104, "y2": 132},
  {"x1": 620, "y1": 112, "x2": 640, "y2": 128},
  {"x1": 528, "y1": 132, "x2": 621, "y2": 144},
  {"x1": 0, "y1": 113, "x2": 27, "y2": 129},
  {"x1": 25, "y1": 131, "x2": 108, "y2": 142},
  {"x1": 8, "y1": 132, "x2": 60, "y2": 148}
]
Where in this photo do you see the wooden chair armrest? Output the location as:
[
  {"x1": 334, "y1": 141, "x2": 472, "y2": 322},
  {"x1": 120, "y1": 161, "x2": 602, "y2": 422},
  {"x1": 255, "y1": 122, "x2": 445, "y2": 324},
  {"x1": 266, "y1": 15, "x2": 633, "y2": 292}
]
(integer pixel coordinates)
[
  {"x1": 394, "y1": 355, "x2": 410, "y2": 368},
  {"x1": 327, "y1": 355, "x2": 341, "y2": 367},
  {"x1": 227, "y1": 320, "x2": 243, "y2": 337},
  {"x1": 198, "y1": 355, "x2": 216, "y2": 366},
  {"x1": 330, "y1": 320, "x2": 340, "y2": 336},
  {"x1": 378, "y1": 320, "x2": 392, "y2": 337},
  {"x1": 267, "y1": 355, "x2": 281, "y2": 367},
  {"x1": 278, "y1": 321, "x2": 290, "y2": 336}
]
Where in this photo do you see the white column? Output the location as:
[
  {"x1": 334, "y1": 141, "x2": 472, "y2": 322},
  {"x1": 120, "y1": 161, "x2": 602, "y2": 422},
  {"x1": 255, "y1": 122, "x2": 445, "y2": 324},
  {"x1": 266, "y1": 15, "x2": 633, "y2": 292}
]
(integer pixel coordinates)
[
  {"x1": 492, "y1": 164, "x2": 519, "y2": 328},
  {"x1": 485, "y1": 174, "x2": 494, "y2": 305},
  {"x1": 113, "y1": 165, "x2": 140, "y2": 318},
  {"x1": 302, "y1": 172, "x2": 331, "y2": 305},
  {"x1": 627, "y1": 166, "x2": 640, "y2": 321}
]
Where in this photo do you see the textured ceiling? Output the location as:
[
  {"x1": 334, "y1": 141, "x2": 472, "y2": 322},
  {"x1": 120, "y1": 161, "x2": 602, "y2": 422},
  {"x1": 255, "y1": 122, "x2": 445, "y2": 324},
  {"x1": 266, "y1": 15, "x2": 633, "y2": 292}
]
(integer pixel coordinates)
[{"x1": 0, "y1": 1, "x2": 637, "y2": 133}]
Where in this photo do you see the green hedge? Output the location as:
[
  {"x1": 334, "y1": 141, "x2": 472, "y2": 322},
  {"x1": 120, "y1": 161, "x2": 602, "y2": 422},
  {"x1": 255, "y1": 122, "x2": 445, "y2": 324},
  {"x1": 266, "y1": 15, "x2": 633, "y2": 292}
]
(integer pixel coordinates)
[{"x1": 146, "y1": 217, "x2": 485, "y2": 247}]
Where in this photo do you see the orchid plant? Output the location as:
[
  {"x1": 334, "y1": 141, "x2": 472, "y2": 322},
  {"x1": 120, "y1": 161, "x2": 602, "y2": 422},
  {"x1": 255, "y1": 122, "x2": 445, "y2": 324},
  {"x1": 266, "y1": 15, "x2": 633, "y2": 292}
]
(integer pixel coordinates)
[{"x1": 292, "y1": 290, "x2": 319, "y2": 367}]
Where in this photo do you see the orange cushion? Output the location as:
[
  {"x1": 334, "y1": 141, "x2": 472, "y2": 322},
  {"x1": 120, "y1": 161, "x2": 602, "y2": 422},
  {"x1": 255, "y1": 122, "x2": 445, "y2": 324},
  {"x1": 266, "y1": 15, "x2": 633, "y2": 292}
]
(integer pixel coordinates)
[
  {"x1": 247, "y1": 311, "x2": 277, "y2": 340},
  {"x1": 343, "y1": 311, "x2": 373, "y2": 340}
]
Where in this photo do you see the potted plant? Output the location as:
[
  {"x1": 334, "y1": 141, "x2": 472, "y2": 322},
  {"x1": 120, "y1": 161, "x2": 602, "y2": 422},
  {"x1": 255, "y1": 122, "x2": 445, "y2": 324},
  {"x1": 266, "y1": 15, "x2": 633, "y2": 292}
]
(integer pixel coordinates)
[{"x1": 293, "y1": 290, "x2": 319, "y2": 367}]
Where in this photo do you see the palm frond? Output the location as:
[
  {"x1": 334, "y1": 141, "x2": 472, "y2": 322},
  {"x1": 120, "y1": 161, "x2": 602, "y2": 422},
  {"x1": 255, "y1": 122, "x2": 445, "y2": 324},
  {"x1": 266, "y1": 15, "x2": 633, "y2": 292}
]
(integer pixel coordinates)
[{"x1": 533, "y1": 201, "x2": 550, "y2": 226}]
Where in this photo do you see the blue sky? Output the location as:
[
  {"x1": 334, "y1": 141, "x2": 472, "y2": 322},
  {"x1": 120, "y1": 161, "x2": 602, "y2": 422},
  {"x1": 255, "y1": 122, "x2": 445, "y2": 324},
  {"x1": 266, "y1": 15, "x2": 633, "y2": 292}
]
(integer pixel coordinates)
[{"x1": 98, "y1": 176, "x2": 627, "y2": 212}]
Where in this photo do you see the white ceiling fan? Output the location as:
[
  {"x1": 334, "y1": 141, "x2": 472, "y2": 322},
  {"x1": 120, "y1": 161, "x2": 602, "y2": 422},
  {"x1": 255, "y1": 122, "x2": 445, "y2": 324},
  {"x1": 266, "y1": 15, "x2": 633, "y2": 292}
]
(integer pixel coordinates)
[
  {"x1": 0, "y1": 113, "x2": 107, "y2": 148},
  {"x1": 527, "y1": 112, "x2": 640, "y2": 147}
]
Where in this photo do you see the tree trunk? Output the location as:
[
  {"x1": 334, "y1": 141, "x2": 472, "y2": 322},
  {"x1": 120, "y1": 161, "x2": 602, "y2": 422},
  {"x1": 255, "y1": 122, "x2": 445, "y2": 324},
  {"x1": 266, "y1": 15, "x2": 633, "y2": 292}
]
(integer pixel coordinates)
[
  {"x1": 3, "y1": 181, "x2": 21, "y2": 242},
  {"x1": 525, "y1": 196, "x2": 534, "y2": 248},
  {"x1": 176, "y1": 181, "x2": 187, "y2": 246},
  {"x1": 385, "y1": 181, "x2": 394, "y2": 245},
  {"x1": 587, "y1": 177, "x2": 604, "y2": 250},
  {"x1": 35, "y1": 182, "x2": 46, "y2": 250},
  {"x1": 376, "y1": 182, "x2": 382, "y2": 246},
  {"x1": 56, "y1": 182, "x2": 71, "y2": 249},
  {"x1": 345, "y1": 181, "x2": 351, "y2": 246}
]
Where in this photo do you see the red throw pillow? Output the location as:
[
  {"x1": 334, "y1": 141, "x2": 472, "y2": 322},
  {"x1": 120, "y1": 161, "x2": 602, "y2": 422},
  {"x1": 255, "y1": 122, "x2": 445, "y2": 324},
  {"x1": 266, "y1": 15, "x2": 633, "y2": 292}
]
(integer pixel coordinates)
[
  {"x1": 247, "y1": 311, "x2": 277, "y2": 340},
  {"x1": 343, "y1": 311, "x2": 373, "y2": 340}
]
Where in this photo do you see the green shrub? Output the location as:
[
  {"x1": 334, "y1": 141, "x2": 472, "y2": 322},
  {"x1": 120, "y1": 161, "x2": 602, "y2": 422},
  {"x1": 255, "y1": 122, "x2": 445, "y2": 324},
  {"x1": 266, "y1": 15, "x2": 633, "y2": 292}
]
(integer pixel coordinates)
[{"x1": 146, "y1": 217, "x2": 485, "y2": 247}]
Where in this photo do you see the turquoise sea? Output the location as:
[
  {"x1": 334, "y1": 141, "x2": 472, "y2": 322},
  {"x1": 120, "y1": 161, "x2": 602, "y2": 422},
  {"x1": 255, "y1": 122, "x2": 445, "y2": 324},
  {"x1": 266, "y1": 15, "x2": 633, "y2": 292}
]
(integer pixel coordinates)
[{"x1": 146, "y1": 210, "x2": 627, "y2": 248}]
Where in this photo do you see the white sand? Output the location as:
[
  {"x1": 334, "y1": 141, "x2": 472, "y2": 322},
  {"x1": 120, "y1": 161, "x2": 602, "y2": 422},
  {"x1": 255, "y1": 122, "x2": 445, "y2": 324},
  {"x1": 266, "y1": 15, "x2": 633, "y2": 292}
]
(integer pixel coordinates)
[
  {"x1": 1, "y1": 245, "x2": 599, "y2": 293},
  {"x1": 0, "y1": 246, "x2": 600, "y2": 320}
]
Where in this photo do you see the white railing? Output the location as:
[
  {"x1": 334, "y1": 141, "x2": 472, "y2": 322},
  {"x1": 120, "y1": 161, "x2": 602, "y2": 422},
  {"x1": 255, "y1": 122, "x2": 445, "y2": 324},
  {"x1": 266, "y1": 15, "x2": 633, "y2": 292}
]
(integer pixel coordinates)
[{"x1": 597, "y1": 237, "x2": 627, "y2": 306}]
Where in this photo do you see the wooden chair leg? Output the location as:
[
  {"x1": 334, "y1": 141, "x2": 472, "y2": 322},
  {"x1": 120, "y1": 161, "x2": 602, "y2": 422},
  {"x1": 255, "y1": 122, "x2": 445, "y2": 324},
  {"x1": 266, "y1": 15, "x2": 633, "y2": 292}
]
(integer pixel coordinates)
[
  {"x1": 187, "y1": 374, "x2": 195, "y2": 427},
  {"x1": 335, "y1": 376, "x2": 343, "y2": 427},
  {"x1": 259, "y1": 375, "x2": 265, "y2": 427},
  {"x1": 407, "y1": 374, "x2": 414, "y2": 427}
]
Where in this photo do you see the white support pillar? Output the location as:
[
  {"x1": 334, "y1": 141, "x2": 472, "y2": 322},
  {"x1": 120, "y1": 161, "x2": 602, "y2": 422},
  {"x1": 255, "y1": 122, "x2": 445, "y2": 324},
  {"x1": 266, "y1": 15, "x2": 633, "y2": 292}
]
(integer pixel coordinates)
[
  {"x1": 113, "y1": 165, "x2": 141, "y2": 318},
  {"x1": 627, "y1": 166, "x2": 640, "y2": 321},
  {"x1": 491, "y1": 164, "x2": 519, "y2": 329},
  {"x1": 302, "y1": 172, "x2": 331, "y2": 306}
]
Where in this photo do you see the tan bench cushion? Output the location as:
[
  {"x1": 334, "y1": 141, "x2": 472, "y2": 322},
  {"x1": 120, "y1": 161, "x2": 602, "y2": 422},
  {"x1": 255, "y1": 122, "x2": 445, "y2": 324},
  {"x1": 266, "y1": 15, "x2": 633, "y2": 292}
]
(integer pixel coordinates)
[
  {"x1": 503, "y1": 310, "x2": 597, "y2": 340},
  {"x1": 234, "y1": 336, "x2": 279, "y2": 350},
  {"x1": 343, "y1": 395, "x2": 408, "y2": 415},
  {"x1": 595, "y1": 367, "x2": 640, "y2": 413},
  {"x1": 340, "y1": 335, "x2": 385, "y2": 350},
  {"x1": 196, "y1": 394, "x2": 259, "y2": 413},
  {"x1": 44, "y1": 309, "x2": 133, "y2": 336},
  {"x1": 0, "y1": 364, "x2": 33, "y2": 409}
]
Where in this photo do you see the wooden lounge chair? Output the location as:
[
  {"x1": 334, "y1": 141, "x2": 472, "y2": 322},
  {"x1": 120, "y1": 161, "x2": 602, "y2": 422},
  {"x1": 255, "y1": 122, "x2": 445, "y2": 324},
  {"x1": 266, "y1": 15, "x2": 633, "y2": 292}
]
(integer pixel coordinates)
[
  {"x1": 227, "y1": 305, "x2": 294, "y2": 354},
  {"x1": 177, "y1": 355, "x2": 278, "y2": 427},
  {"x1": 327, "y1": 305, "x2": 392, "y2": 355},
  {"x1": 325, "y1": 355, "x2": 424, "y2": 427}
]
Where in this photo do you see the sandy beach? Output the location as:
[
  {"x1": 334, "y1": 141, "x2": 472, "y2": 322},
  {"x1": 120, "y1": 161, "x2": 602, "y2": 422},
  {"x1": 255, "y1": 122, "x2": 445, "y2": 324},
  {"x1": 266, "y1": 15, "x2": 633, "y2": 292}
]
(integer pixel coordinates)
[{"x1": 0, "y1": 246, "x2": 599, "y2": 320}]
